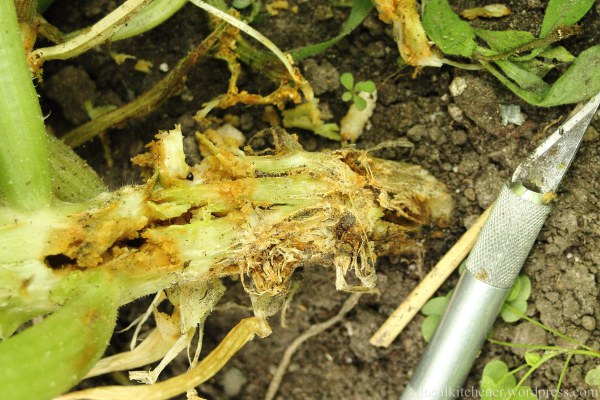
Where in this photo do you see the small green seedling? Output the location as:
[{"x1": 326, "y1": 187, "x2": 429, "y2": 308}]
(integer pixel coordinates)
[
  {"x1": 420, "y1": 289, "x2": 453, "y2": 342},
  {"x1": 480, "y1": 359, "x2": 537, "y2": 400},
  {"x1": 500, "y1": 274, "x2": 531, "y2": 323},
  {"x1": 586, "y1": 365, "x2": 600, "y2": 387},
  {"x1": 420, "y1": 273, "x2": 531, "y2": 342},
  {"x1": 340, "y1": 72, "x2": 376, "y2": 111},
  {"x1": 483, "y1": 310, "x2": 600, "y2": 397}
]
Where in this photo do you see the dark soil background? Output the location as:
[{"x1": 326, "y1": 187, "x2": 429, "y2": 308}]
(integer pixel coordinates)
[{"x1": 39, "y1": 0, "x2": 599, "y2": 398}]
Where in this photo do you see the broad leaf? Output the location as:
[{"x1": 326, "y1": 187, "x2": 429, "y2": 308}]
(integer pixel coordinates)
[
  {"x1": 540, "y1": 0, "x2": 595, "y2": 38},
  {"x1": 515, "y1": 275, "x2": 531, "y2": 302},
  {"x1": 421, "y1": 315, "x2": 441, "y2": 342},
  {"x1": 340, "y1": 72, "x2": 354, "y2": 90},
  {"x1": 495, "y1": 60, "x2": 549, "y2": 92},
  {"x1": 540, "y1": 46, "x2": 575, "y2": 62},
  {"x1": 506, "y1": 275, "x2": 523, "y2": 302},
  {"x1": 423, "y1": 0, "x2": 477, "y2": 57},
  {"x1": 501, "y1": 299, "x2": 527, "y2": 323},
  {"x1": 585, "y1": 365, "x2": 600, "y2": 386},
  {"x1": 354, "y1": 80, "x2": 376, "y2": 93},
  {"x1": 353, "y1": 95, "x2": 367, "y2": 111},
  {"x1": 482, "y1": 359, "x2": 516, "y2": 388},
  {"x1": 538, "y1": 45, "x2": 600, "y2": 106},
  {"x1": 421, "y1": 296, "x2": 449, "y2": 316},
  {"x1": 475, "y1": 29, "x2": 535, "y2": 53}
]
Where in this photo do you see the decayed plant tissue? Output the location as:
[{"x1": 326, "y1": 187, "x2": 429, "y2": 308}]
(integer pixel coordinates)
[{"x1": 1, "y1": 126, "x2": 452, "y2": 397}]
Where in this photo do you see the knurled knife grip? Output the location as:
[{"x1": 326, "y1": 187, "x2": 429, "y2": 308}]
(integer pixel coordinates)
[{"x1": 402, "y1": 182, "x2": 552, "y2": 399}]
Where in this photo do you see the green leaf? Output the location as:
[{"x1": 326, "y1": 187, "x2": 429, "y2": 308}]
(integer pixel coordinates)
[
  {"x1": 421, "y1": 315, "x2": 441, "y2": 342},
  {"x1": 495, "y1": 59, "x2": 550, "y2": 92},
  {"x1": 232, "y1": 0, "x2": 251, "y2": 9},
  {"x1": 540, "y1": 0, "x2": 595, "y2": 38},
  {"x1": 480, "y1": 375, "x2": 497, "y2": 393},
  {"x1": 524, "y1": 351, "x2": 542, "y2": 367},
  {"x1": 585, "y1": 365, "x2": 600, "y2": 386},
  {"x1": 517, "y1": 58, "x2": 555, "y2": 78},
  {"x1": 540, "y1": 46, "x2": 575, "y2": 62},
  {"x1": 290, "y1": 0, "x2": 373, "y2": 60},
  {"x1": 0, "y1": 271, "x2": 118, "y2": 400},
  {"x1": 341, "y1": 91, "x2": 353, "y2": 102},
  {"x1": 482, "y1": 61, "x2": 547, "y2": 104},
  {"x1": 515, "y1": 275, "x2": 531, "y2": 302},
  {"x1": 475, "y1": 29, "x2": 535, "y2": 53},
  {"x1": 354, "y1": 80, "x2": 376, "y2": 94},
  {"x1": 482, "y1": 359, "x2": 516, "y2": 387},
  {"x1": 423, "y1": 0, "x2": 477, "y2": 57},
  {"x1": 340, "y1": 72, "x2": 354, "y2": 90},
  {"x1": 501, "y1": 299, "x2": 526, "y2": 323},
  {"x1": 537, "y1": 45, "x2": 600, "y2": 106},
  {"x1": 506, "y1": 275, "x2": 523, "y2": 302},
  {"x1": 421, "y1": 296, "x2": 449, "y2": 316},
  {"x1": 353, "y1": 95, "x2": 367, "y2": 111}
]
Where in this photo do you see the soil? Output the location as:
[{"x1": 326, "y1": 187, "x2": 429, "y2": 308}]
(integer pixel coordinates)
[{"x1": 39, "y1": 0, "x2": 599, "y2": 399}]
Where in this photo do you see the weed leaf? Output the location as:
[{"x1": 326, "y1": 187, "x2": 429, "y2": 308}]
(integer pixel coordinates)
[
  {"x1": 340, "y1": 72, "x2": 354, "y2": 90},
  {"x1": 341, "y1": 91, "x2": 353, "y2": 102},
  {"x1": 506, "y1": 275, "x2": 523, "y2": 302},
  {"x1": 501, "y1": 299, "x2": 527, "y2": 323},
  {"x1": 585, "y1": 365, "x2": 600, "y2": 386},
  {"x1": 475, "y1": 29, "x2": 535, "y2": 53},
  {"x1": 423, "y1": 0, "x2": 477, "y2": 57},
  {"x1": 482, "y1": 359, "x2": 515, "y2": 387},
  {"x1": 354, "y1": 80, "x2": 376, "y2": 94},
  {"x1": 515, "y1": 275, "x2": 531, "y2": 302},
  {"x1": 421, "y1": 296, "x2": 449, "y2": 316},
  {"x1": 495, "y1": 60, "x2": 549, "y2": 92},
  {"x1": 539, "y1": 46, "x2": 575, "y2": 62},
  {"x1": 421, "y1": 315, "x2": 441, "y2": 342},
  {"x1": 290, "y1": 0, "x2": 373, "y2": 60},
  {"x1": 537, "y1": 45, "x2": 600, "y2": 106},
  {"x1": 540, "y1": 0, "x2": 595, "y2": 38},
  {"x1": 524, "y1": 351, "x2": 542, "y2": 367},
  {"x1": 353, "y1": 95, "x2": 367, "y2": 111}
]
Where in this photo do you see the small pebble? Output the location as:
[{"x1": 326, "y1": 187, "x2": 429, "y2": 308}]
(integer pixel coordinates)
[
  {"x1": 314, "y1": 4, "x2": 334, "y2": 20},
  {"x1": 464, "y1": 187, "x2": 476, "y2": 201},
  {"x1": 451, "y1": 130, "x2": 467, "y2": 146},
  {"x1": 407, "y1": 125, "x2": 427, "y2": 142},
  {"x1": 449, "y1": 77, "x2": 467, "y2": 97},
  {"x1": 220, "y1": 368, "x2": 247, "y2": 398},
  {"x1": 448, "y1": 103, "x2": 464, "y2": 123},
  {"x1": 581, "y1": 315, "x2": 596, "y2": 331}
]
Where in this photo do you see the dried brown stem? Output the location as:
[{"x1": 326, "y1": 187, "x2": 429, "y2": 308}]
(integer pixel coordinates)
[{"x1": 61, "y1": 22, "x2": 228, "y2": 147}]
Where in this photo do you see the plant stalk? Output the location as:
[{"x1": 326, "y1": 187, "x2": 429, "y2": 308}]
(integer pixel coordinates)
[{"x1": 0, "y1": 0, "x2": 51, "y2": 210}]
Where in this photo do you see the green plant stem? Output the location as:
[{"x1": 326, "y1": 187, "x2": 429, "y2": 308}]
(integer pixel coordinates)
[
  {"x1": 555, "y1": 353, "x2": 573, "y2": 400},
  {"x1": 47, "y1": 135, "x2": 106, "y2": 202},
  {"x1": 514, "y1": 350, "x2": 566, "y2": 393},
  {"x1": 503, "y1": 303, "x2": 594, "y2": 351},
  {"x1": 0, "y1": 1, "x2": 51, "y2": 210}
]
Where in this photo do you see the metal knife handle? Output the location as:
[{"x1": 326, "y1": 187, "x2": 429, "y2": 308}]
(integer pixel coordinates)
[
  {"x1": 465, "y1": 182, "x2": 552, "y2": 289},
  {"x1": 401, "y1": 182, "x2": 552, "y2": 399}
]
